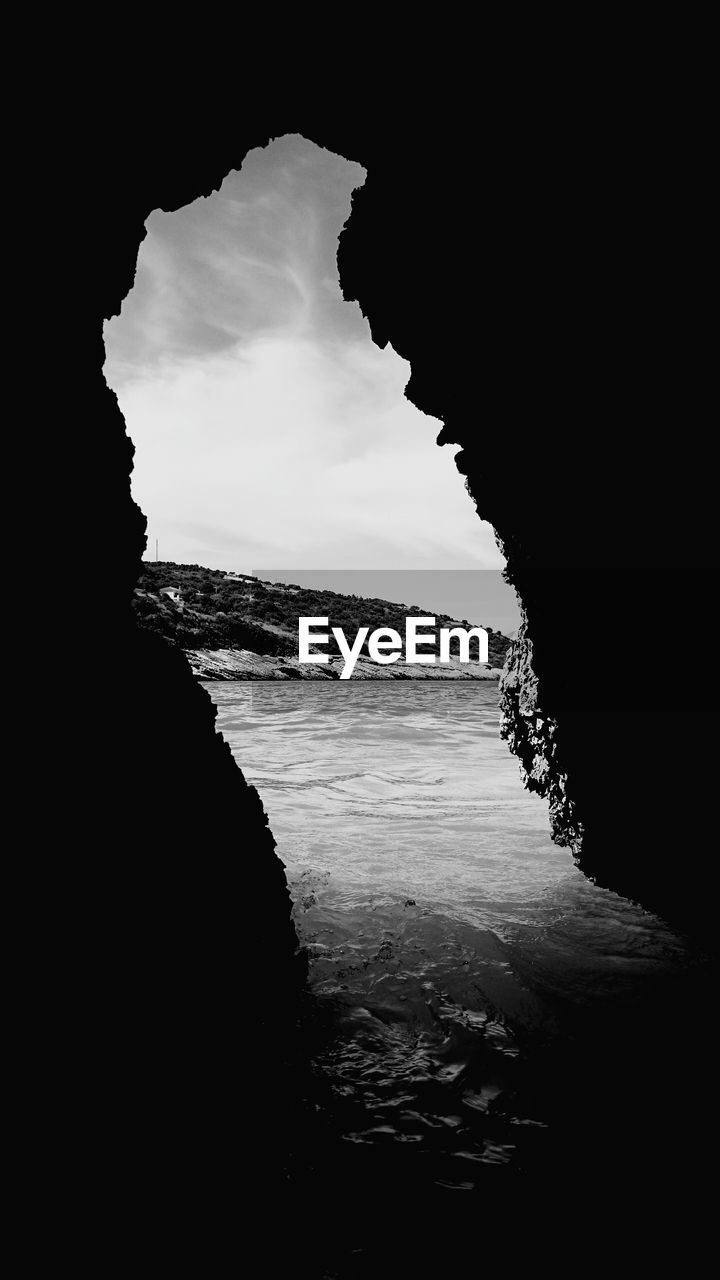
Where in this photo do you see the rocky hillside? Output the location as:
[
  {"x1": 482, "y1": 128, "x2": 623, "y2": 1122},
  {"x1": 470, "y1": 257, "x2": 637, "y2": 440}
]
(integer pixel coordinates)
[{"x1": 133, "y1": 562, "x2": 512, "y2": 678}]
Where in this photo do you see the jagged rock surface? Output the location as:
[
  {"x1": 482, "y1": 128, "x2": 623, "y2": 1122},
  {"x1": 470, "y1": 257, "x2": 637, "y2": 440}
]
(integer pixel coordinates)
[{"x1": 499, "y1": 623, "x2": 582, "y2": 851}]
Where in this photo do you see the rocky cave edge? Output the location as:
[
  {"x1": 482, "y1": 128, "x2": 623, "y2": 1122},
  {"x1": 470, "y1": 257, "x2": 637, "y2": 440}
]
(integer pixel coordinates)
[
  {"x1": 63, "y1": 107, "x2": 712, "y2": 1169},
  {"x1": 36, "y1": 77, "x2": 716, "y2": 1263},
  {"x1": 86, "y1": 120, "x2": 714, "y2": 1044}
]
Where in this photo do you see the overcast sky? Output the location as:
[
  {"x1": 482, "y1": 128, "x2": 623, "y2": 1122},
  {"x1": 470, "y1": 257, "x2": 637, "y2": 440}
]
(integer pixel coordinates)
[{"x1": 104, "y1": 134, "x2": 508, "y2": 578}]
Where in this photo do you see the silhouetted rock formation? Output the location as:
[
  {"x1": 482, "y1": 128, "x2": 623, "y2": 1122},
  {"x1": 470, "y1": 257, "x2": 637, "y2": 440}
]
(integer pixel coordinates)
[
  {"x1": 77, "y1": 122, "x2": 712, "y2": 925},
  {"x1": 42, "y1": 88, "x2": 715, "y2": 1249},
  {"x1": 498, "y1": 623, "x2": 582, "y2": 851},
  {"x1": 334, "y1": 138, "x2": 715, "y2": 939}
]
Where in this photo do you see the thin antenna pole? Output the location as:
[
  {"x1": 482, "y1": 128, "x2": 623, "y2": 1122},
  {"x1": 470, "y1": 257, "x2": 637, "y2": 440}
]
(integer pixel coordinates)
[{"x1": 155, "y1": 538, "x2": 158, "y2": 563}]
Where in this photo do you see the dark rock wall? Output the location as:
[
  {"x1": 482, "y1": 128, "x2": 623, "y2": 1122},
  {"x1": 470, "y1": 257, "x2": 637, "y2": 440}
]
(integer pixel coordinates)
[
  {"x1": 332, "y1": 128, "x2": 715, "y2": 937},
  {"x1": 40, "y1": 95, "x2": 713, "y2": 1236},
  {"x1": 57, "y1": 107, "x2": 713, "y2": 1034},
  {"x1": 498, "y1": 623, "x2": 582, "y2": 853}
]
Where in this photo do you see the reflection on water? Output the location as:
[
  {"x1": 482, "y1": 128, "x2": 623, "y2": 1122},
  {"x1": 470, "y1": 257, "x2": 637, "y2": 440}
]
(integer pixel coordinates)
[{"x1": 209, "y1": 682, "x2": 712, "y2": 1205}]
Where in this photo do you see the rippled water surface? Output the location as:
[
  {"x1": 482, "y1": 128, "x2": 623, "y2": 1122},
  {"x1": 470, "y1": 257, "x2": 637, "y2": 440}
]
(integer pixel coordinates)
[{"x1": 208, "y1": 682, "x2": 710, "y2": 1207}]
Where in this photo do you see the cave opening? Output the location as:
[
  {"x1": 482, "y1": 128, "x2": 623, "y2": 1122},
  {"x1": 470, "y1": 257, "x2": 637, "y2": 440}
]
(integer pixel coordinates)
[
  {"x1": 102, "y1": 131, "x2": 555, "y2": 926},
  {"x1": 97, "y1": 128, "x2": 715, "y2": 1232},
  {"x1": 43, "y1": 84, "x2": 718, "y2": 1269}
]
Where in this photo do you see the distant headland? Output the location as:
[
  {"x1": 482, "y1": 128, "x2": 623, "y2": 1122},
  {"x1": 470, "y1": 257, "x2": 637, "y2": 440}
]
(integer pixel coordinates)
[{"x1": 133, "y1": 562, "x2": 513, "y2": 680}]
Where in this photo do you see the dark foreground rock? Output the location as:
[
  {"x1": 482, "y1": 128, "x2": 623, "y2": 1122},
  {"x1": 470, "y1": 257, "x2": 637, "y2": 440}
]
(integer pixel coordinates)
[{"x1": 36, "y1": 80, "x2": 717, "y2": 1257}]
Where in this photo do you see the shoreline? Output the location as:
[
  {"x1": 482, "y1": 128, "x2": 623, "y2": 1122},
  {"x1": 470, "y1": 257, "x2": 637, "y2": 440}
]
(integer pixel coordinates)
[{"x1": 187, "y1": 648, "x2": 504, "y2": 681}]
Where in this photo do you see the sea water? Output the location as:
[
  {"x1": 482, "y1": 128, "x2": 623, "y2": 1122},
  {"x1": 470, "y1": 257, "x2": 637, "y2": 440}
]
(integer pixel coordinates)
[{"x1": 207, "y1": 681, "x2": 712, "y2": 1209}]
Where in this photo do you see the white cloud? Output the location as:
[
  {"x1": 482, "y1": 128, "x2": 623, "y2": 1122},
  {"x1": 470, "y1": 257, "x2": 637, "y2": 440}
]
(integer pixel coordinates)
[{"x1": 104, "y1": 135, "x2": 507, "y2": 575}]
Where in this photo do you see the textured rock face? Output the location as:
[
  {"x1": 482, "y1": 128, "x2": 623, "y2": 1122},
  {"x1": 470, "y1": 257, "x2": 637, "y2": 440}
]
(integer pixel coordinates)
[{"x1": 498, "y1": 624, "x2": 582, "y2": 853}]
